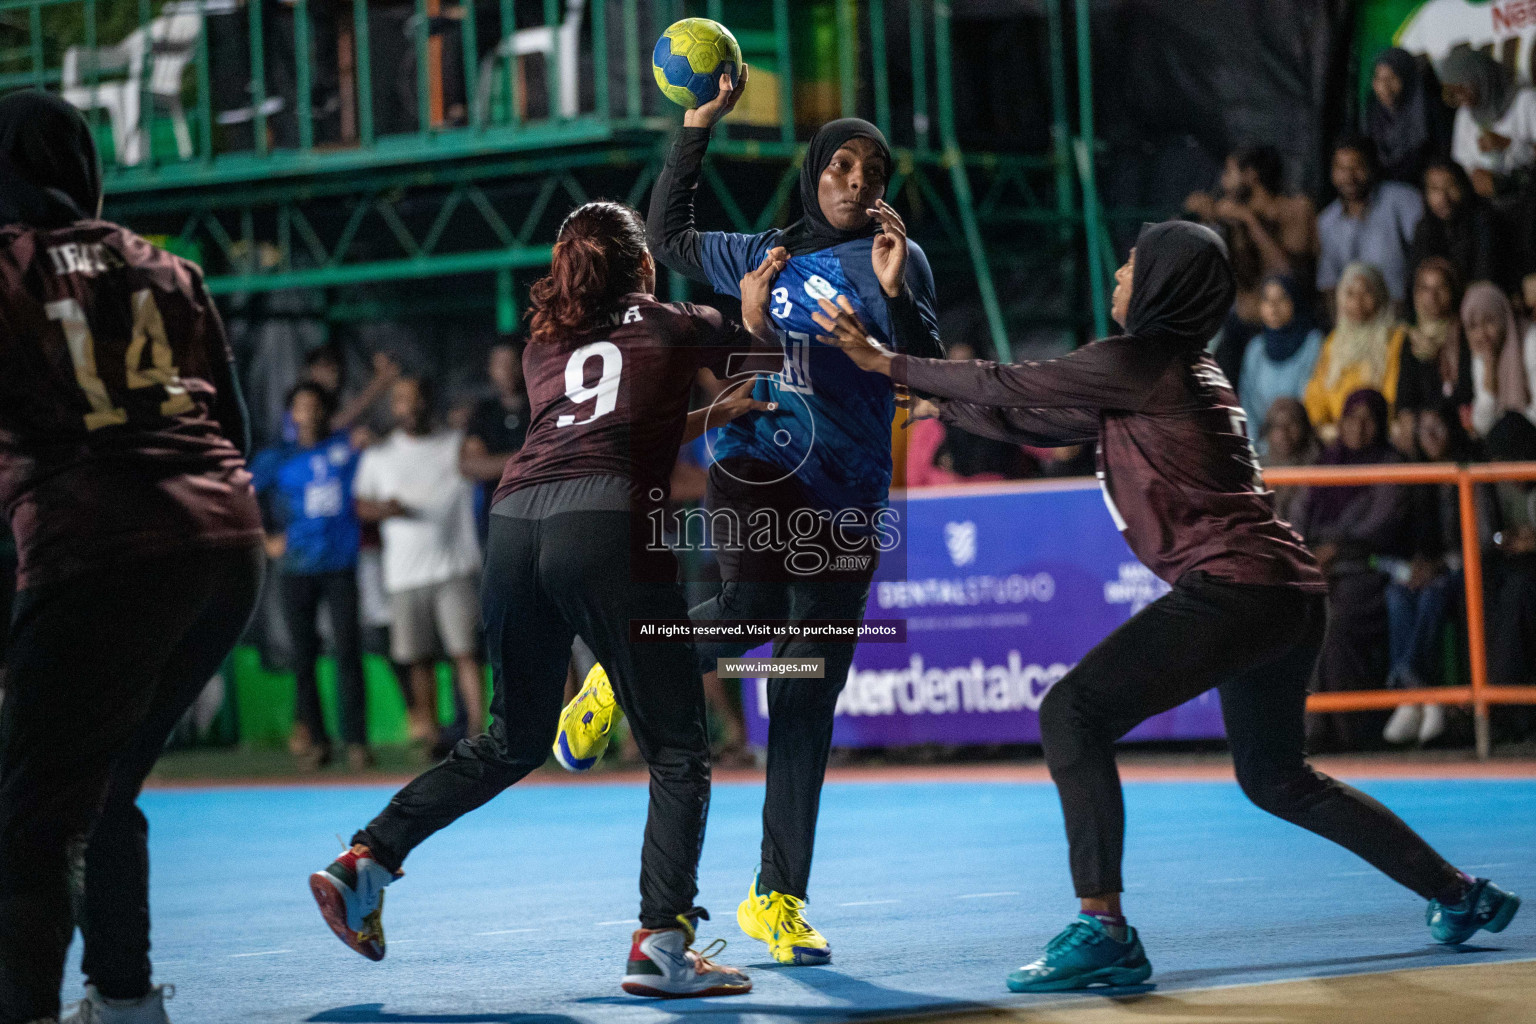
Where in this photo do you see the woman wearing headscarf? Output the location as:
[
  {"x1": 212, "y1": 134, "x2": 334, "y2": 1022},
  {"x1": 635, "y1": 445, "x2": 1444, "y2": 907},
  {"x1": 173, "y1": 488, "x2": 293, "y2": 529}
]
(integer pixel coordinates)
[
  {"x1": 552, "y1": 68, "x2": 944, "y2": 967},
  {"x1": 1239, "y1": 274, "x2": 1325, "y2": 452},
  {"x1": 1438, "y1": 45, "x2": 1536, "y2": 199},
  {"x1": 1409, "y1": 158, "x2": 1508, "y2": 288},
  {"x1": 1263, "y1": 396, "x2": 1321, "y2": 525},
  {"x1": 815, "y1": 220, "x2": 1517, "y2": 992},
  {"x1": 1366, "y1": 47, "x2": 1452, "y2": 185},
  {"x1": 1462, "y1": 280, "x2": 1536, "y2": 437},
  {"x1": 1396, "y1": 256, "x2": 1473, "y2": 416},
  {"x1": 1304, "y1": 261, "x2": 1407, "y2": 440}
]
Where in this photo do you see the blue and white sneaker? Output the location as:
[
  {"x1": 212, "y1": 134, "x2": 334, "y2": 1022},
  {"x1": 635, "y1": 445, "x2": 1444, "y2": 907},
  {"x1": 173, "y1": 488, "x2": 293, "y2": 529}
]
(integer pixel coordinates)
[
  {"x1": 309, "y1": 845, "x2": 399, "y2": 961},
  {"x1": 1006, "y1": 915, "x2": 1152, "y2": 992},
  {"x1": 1427, "y1": 878, "x2": 1520, "y2": 945}
]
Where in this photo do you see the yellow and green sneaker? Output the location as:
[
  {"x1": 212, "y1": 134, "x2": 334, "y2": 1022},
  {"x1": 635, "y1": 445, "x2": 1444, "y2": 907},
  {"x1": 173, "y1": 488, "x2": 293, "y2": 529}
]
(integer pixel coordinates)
[
  {"x1": 552, "y1": 663, "x2": 621, "y2": 772},
  {"x1": 736, "y1": 869, "x2": 832, "y2": 965}
]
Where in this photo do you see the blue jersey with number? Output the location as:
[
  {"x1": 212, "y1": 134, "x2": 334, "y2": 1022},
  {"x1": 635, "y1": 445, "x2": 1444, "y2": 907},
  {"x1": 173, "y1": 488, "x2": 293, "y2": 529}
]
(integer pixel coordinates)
[
  {"x1": 250, "y1": 431, "x2": 361, "y2": 573},
  {"x1": 694, "y1": 231, "x2": 941, "y2": 512}
]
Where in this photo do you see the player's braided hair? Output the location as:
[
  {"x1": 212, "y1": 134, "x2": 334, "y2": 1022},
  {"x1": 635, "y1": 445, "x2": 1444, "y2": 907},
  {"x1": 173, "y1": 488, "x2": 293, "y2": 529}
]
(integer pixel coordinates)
[{"x1": 529, "y1": 201, "x2": 649, "y2": 345}]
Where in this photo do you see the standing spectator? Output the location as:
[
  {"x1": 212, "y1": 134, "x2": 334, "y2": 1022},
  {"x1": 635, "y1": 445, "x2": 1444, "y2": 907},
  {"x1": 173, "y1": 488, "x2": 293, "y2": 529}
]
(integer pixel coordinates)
[
  {"x1": 459, "y1": 341, "x2": 531, "y2": 534},
  {"x1": 1462, "y1": 281, "x2": 1536, "y2": 438},
  {"x1": 1317, "y1": 138, "x2": 1423, "y2": 312},
  {"x1": 251, "y1": 384, "x2": 371, "y2": 771},
  {"x1": 1396, "y1": 257, "x2": 1473, "y2": 420},
  {"x1": 355, "y1": 376, "x2": 486, "y2": 746},
  {"x1": 1305, "y1": 262, "x2": 1408, "y2": 441},
  {"x1": 1381, "y1": 403, "x2": 1484, "y2": 746},
  {"x1": 1290, "y1": 390, "x2": 1412, "y2": 749},
  {"x1": 1239, "y1": 274, "x2": 1324, "y2": 451},
  {"x1": 1262, "y1": 396, "x2": 1320, "y2": 526},
  {"x1": 1438, "y1": 46, "x2": 1536, "y2": 200},
  {"x1": 285, "y1": 346, "x2": 400, "y2": 443},
  {"x1": 1410, "y1": 159, "x2": 1506, "y2": 289},
  {"x1": 1366, "y1": 48, "x2": 1452, "y2": 186}
]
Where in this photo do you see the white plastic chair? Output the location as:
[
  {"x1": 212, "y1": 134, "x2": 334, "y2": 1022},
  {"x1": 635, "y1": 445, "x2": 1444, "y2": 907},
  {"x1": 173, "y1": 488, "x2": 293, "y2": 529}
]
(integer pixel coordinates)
[
  {"x1": 473, "y1": 0, "x2": 585, "y2": 126},
  {"x1": 61, "y1": 4, "x2": 204, "y2": 166}
]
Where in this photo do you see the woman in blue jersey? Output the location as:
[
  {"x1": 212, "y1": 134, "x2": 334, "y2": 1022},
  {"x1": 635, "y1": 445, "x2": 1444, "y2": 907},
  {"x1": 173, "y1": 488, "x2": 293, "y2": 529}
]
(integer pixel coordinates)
[{"x1": 554, "y1": 69, "x2": 943, "y2": 965}]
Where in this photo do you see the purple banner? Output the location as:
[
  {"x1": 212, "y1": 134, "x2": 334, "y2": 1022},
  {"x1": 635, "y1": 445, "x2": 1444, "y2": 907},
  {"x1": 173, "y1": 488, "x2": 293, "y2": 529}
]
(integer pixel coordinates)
[{"x1": 743, "y1": 480, "x2": 1227, "y2": 748}]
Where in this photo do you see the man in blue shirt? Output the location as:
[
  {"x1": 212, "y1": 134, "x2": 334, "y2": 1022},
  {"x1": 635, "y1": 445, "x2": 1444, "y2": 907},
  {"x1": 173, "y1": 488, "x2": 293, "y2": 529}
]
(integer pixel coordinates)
[
  {"x1": 1317, "y1": 137, "x2": 1423, "y2": 312},
  {"x1": 251, "y1": 383, "x2": 370, "y2": 770},
  {"x1": 554, "y1": 69, "x2": 943, "y2": 966}
]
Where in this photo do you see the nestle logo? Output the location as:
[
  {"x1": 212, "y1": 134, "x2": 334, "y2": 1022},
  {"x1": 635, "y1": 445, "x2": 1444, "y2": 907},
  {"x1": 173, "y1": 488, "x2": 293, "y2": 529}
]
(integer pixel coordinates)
[{"x1": 1493, "y1": 0, "x2": 1536, "y2": 32}]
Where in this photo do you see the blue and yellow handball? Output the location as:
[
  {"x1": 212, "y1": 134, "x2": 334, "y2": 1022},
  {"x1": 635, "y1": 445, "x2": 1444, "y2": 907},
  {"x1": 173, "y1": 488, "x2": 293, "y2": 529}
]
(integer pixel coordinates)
[{"x1": 651, "y1": 18, "x2": 742, "y2": 110}]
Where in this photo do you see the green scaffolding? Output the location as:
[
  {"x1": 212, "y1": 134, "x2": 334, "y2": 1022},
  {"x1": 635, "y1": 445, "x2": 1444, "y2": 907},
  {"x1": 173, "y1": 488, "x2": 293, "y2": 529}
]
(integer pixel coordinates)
[{"x1": 2, "y1": 0, "x2": 1120, "y2": 352}]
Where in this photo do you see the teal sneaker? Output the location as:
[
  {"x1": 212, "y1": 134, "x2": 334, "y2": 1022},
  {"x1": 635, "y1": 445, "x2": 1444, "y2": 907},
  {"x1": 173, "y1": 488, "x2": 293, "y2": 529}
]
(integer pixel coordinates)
[
  {"x1": 1006, "y1": 915, "x2": 1152, "y2": 993},
  {"x1": 1427, "y1": 878, "x2": 1520, "y2": 945}
]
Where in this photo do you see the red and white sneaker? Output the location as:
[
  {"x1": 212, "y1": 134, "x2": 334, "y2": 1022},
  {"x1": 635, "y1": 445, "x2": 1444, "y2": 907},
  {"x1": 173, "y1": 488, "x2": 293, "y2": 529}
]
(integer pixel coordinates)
[
  {"x1": 621, "y1": 921, "x2": 752, "y2": 998},
  {"x1": 309, "y1": 844, "x2": 399, "y2": 961}
]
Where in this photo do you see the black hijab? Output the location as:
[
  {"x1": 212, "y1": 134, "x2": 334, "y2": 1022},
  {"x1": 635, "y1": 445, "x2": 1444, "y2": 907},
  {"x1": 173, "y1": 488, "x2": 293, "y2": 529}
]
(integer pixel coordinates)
[
  {"x1": 776, "y1": 117, "x2": 892, "y2": 257},
  {"x1": 0, "y1": 90, "x2": 102, "y2": 229},
  {"x1": 1124, "y1": 220, "x2": 1235, "y2": 343},
  {"x1": 1366, "y1": 48, "x2": 1437, "y2": 182}
]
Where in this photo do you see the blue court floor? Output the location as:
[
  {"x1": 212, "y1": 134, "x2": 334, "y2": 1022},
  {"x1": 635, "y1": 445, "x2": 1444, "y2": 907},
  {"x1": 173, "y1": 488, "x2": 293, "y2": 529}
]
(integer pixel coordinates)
[{"x1": 68, "y1": 776, "x2": 1535, "y2": 1023}]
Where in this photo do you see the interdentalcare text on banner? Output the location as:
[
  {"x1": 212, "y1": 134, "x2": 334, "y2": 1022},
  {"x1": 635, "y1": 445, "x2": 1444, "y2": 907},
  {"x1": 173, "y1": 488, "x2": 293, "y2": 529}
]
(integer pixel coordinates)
[{"x1": 743, "y1": 481, "x2": 1227, "y2": 748}]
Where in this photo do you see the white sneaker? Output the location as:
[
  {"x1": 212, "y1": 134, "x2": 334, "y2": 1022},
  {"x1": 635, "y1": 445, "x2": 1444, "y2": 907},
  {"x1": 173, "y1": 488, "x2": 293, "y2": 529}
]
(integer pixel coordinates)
[
  {"x1": 61, "y1": 984, "x2": 173, "y2": 1024},
  {"x1": 1419, "y1": 703, "x2": 1447, "y2": 744},
  {"x1": 621, "y1": 923, "x2": 752, "y2": 998},
  {"x1": 1383, "y1": 704, "x2": 1423, "y2": 744}
]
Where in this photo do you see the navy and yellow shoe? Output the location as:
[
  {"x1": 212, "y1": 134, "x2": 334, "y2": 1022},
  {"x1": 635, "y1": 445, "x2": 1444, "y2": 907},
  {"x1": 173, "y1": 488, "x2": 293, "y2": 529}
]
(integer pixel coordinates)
[
  {"x1": 1006, "y1": 915, "x2": 1152, "y2": 992},
  {"x1": 1427, "y1": 878, "x2": 1520, "y2": 945},
  {"x1": 736, "y1": 870, "x2": 832, "y2": 965},
  {"x1": 553, "y1": 664, "x2": 621, "y2": 772}
]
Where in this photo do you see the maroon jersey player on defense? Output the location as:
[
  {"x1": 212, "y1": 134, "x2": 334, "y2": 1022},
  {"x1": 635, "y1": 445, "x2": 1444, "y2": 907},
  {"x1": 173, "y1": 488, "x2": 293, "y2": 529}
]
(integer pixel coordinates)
[
  {"x1": 0, "y1": 93, "x2": 264, "y2": 1024},
  {"x1": 813, "y1": 219, "x2": 1519, "y2": 992},
  {"x1": 310, "y1": 201, "x2": 784, "y2": 997}
]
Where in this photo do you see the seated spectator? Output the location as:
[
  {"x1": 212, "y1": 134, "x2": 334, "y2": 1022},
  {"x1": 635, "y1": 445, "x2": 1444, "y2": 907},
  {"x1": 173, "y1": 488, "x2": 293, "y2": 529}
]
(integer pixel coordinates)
[
  {"x1": 355, "y1": 375, "x2": 486, "y2": 748},
  {"x1": 1396, "y1": 257, "x2": 1473, "y2": 419},
  {"x1": 1290, "y1": 390, "x2": 1412, "y2": 749},
  {"x1": 1240, "y1": 274, "x2": 1324, "y2": 451},
  {"x1": 1317, "y1": 138, "x2": 1423, "y2": 313},
  {"x1": 1305, "y1": 262, "x2": 1407, "y2": 441},
  {"x1": 1461, "y1": 281, "x2": 1536, "y2": 438},
  {"x1": 1438, "y1": 45, "x2": 1536, "y2": 200},
  {"x1": 1410, "y1": 158, "x2": 1508, "y2": 289},
  {"x1": 1381, "y1": 402, "x2": 1483, "y2": 746},
  {"x1": 1484, "y1": 413, "x2": 1536, "y2": 740},
  {"x1": 250, "y1": 383, "x2": 371, "y2": 771},
  {"x1": 1366, "y1": 47, "x2": 1452, "y2": 186},
  {"x1": 1262, "y1": 396, "x2": 1319, "y2": 525}
]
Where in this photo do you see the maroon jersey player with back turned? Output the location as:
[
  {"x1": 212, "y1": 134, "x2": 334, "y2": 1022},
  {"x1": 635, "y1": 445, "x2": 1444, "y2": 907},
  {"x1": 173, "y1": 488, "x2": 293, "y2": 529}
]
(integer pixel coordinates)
[
  {"x1": 813, "y1": 219, "x2": 1518, "y2": 993},
  {"x1": 0, "y1": 93, "x2": 263, "y2": 1024},
  {"x1": 311, "y1": 201, "x2": 784, "y2": 998}
]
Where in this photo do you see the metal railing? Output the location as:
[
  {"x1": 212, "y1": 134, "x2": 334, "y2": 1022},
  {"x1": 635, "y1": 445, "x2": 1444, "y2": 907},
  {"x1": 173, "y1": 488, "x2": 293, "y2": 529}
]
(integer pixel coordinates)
[{"x1": 1267, "y1": 461, "x2": 1536, "y2": 759}]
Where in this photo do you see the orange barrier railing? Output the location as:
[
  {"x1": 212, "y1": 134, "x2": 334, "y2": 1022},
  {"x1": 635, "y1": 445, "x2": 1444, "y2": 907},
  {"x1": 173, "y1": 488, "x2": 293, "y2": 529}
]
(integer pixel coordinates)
[{"x1": 1266, "y1": 461, "x2": 1536, "y2": 758}]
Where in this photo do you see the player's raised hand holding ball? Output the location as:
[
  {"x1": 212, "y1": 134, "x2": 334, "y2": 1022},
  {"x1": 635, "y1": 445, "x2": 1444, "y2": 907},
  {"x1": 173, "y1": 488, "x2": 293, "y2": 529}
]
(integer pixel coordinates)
[{"x1": 652, "y1": 18, "x2": 748, "y2": 129}]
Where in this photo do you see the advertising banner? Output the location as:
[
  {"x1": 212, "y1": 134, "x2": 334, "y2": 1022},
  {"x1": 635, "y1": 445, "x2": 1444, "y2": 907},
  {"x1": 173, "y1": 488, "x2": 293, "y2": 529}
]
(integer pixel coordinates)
[{"x1": 743, "y1": 480, "x2": 1228, "y2": 748}]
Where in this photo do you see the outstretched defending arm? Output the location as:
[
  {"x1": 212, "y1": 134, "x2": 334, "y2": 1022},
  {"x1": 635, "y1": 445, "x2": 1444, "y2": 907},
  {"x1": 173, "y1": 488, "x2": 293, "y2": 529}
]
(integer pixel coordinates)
[{"x1": 939, "y1": 401, "x2": 1099, "y2": 447}]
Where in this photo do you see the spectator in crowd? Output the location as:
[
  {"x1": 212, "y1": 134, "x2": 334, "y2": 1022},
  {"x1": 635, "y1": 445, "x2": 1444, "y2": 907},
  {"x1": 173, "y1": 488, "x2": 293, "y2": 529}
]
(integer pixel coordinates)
[
  {"x1": 1317, "y1": 138, "x2": 1423, "y2": 313},
  {"x1": 251, "y1": 384, "x2": 371, "y2": 771},
  {"x1": 1305, "y1": 262, "x2": 1407, "y2": 441},
  {"x1": 1484, "y1": 413, "x2": 1536, "y2": 738},
  {"x1": 1185, "y1": 145, "x2": 1318, "y2": 381},
  {"x1": 1366, "y1": 47, "x2": 1452, "y2": 186},
  {"x1": 1381, "y1": 402, "x2": 1483, "y2": 746},
  {"x1": 1462, "y1": 281, "x2": 1536, "y2": 438},
  {"x1": 355, "y1": 375, "x2": 486, "y2": 749},
  {"x1": 1438, "y1": 46, "x2": 1536, "y2": 200},
  {"x1": 1290, "y1": 389, "x2": 1412, "y2": 749},
  {"x1": 1410, "y1": 159, "x2": 1507, "y2": 289},
  {"x1": 1396, "y1": 257, "x2": 1473, "y2": 429},
  {"x1": 1239, "y1": 274, "x2": 1324, "y2": 451},
  {"x1": 460, "y1": 341, "x2": 530, "y2": 484},
  {"x1": 1262, "y1": 396, "x2": 1319, "y2": 526},
  {"x1": 285, "y1": 346, "x2": 401, "y2": 443}
]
